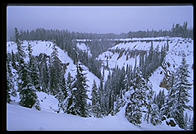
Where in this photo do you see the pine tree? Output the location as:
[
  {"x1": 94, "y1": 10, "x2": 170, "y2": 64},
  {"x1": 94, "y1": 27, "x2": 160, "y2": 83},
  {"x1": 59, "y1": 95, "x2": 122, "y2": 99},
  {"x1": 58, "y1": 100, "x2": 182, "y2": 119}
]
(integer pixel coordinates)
[
  {"x1": 14, "y1": 28, "x2": 40, "y2": 109},
  {"x1": 70, "y1": 62, "x2": 89, "y2": 117},
  {"x1": 91, "y1": 80, "x2": 102, "y2": 118},
  {"x1": 49, "y1": 44, "x2": 63, "y2": 95},
  {"x1": 150, "y1": 103, "x2": 162, "y2": 125},
  {"x1": 99, "y1": 68, "x2": 106, "y2": 116},
  {"x1": 38, "y1": 54, "x2": 50, "y2": 93},
  {"x1": 113, "y1": 95, "x2": 125, "y2": 115},
  {"x1": 66, "y1": 72, "x2": 75, "y2": 114},
  {"x1": 173, "y1": 56, "x2": 192, "y2": 129},
  {"x1": 11, "y1": 51, "x2": 17, "y2": 70},
  {"x1": 56, "y1": 81, "x2": 67, "y2": 113},
  {"x1": 144, "y1": 85, "x2": 155, "y2": 124},
  {"x1": 7, "y1": 59, "x2": 12, "y2": 103},
  {"x1": 164, "y1": 55, "x2": 192, "y2": 129},
  {"x1": 125, "y1": 68, "x2": 151, "y2": 126},
  {"x1": 28, "y1": 43, "x2": 41, "y2": 91},
  {"x1": 154, "y1": 90, "x2": 165, "y2": 110}
]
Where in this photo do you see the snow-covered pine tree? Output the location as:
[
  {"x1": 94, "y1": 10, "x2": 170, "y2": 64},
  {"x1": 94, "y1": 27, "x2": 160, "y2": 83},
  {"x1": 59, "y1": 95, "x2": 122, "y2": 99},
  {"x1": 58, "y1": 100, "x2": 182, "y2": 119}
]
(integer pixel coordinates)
[
  {"x1": 144, "y1": 83, "x2": 155, "y2": 124},
  {"x1": 11, "y1": 51, "x2": 17, "y2": 70},
  {"x1": 15, "y1": 28, "x2": 27, "y2": 93},
  {"x1": 71, "y1": 62, "x2": 89, "y2": 117},
  {"x1": 125, "y1": 65, "x2": 132, "y2": 91},
  {"x1": 14, "y1": 28, "x2": 40, "y2": 110},
  {"x1": 150, "y1": 103, "x2": 162, "y2": 126},
  {"x1": 56, "y1": 81, "x2": 67, "y2": 113},
  {"x1": 172, "y1": 55, "x2": 192, "y2": 129},
  {"x1": 56, "y1": 64, "x2": 68, "y2": 113},
  {"x1": 7, "y1": 58, "x2": 12, "y2": 103},
  {"x1": 154, "y1": 90, "x2": 165, "y2": 110},
  {"x1": 99, "y1": 68, "x2": 107, "y2": 116},
  {"x1": 38, "y1": 54, "x2": 50, "y2": 94},
  {"x1": 163, "y1": 55, "x2": 192, "y2": 129},
  {"x1": 113, "y1": 95, "x2": 125, "y2": 115},
  {"x1": 28, "y1": 43, "x2": 41, "y2": 91},
  {"x1": 125, "y1": 67, "x2": 150, "y2": 126},
  {"x1": 49, "y1": 44, "x2": 63, "y2": 95},
  {"x1": 65, "y1": 72, "x2": 75, "y2": 114},
  {"x1": 91, "y1": 80, "x2": 102, "y2": 118}
]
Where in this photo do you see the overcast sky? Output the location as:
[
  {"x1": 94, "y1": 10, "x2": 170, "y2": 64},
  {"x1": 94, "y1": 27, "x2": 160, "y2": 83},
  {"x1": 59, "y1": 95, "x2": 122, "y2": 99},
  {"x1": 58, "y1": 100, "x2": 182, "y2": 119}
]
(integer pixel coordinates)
[{"x1": 7, "y1": 6, "x2": 193, "y2": 34}]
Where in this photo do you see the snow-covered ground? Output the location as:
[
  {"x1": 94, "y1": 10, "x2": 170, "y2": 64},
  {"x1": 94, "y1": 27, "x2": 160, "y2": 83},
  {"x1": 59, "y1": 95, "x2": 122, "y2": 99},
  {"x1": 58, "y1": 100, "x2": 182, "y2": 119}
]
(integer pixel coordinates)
[
  {"x1": 7, "y1": 40, "x2": 100, "y2": 104},
  {"x1": 7, "y1": 103, "x2": 183, "y2": 131}
]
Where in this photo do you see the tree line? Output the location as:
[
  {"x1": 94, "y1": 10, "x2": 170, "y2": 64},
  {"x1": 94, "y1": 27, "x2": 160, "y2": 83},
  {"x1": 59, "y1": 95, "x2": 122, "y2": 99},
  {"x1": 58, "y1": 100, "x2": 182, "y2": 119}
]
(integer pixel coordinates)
[{"x1": 128, "y1": 22, "x2": 193, "y2": 39}]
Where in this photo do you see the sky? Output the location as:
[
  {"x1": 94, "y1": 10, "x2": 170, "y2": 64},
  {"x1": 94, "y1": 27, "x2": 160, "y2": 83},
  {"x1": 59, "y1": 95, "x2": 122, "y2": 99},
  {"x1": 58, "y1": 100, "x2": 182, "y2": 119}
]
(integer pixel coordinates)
[{"x1": 7, "y1": 6, "x2": 193, "y2": 34}]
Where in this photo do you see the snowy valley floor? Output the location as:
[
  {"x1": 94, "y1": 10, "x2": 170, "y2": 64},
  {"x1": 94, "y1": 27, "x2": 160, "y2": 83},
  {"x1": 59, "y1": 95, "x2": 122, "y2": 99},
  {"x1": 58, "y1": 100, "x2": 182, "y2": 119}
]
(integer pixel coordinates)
[{"x1": 7, "y1": 103, "x2": 183, "y2": 131}]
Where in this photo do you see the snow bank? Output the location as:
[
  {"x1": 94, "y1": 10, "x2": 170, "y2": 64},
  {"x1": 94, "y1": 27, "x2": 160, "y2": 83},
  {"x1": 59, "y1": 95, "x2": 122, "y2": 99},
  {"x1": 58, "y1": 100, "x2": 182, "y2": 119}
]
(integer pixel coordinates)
[
  {"x1": 36, "y1": 92, "x2": 59, "y2": 113},
  {"x1": 7, "y1": 103, "x2": 183, "y2": 131}
]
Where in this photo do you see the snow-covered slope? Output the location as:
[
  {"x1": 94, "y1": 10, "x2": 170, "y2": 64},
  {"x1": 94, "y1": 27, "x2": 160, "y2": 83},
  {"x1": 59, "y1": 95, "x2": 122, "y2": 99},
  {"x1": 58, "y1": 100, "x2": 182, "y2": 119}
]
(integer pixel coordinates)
[
  {"x1": 7, "y1": 40, "x2": 100, "y2": 105},
  {"x1": 97, "y1": 37, "x2": 193, "y2": 91},
  {"x1": 76, "y1": 42, "x2": 92, "y2": 57},
  {"x1": 97, "y1": 37, "x2": 194, "y2": 121},
  {"x1": 97, "y1": 37, "x2": 191, "y2": 70},
  {"x1": 149, "y1": 38, "x2": 193, "y2": 98},
  {"x1": 7, "y1": 103, "x2": 182, "y2": 131}
]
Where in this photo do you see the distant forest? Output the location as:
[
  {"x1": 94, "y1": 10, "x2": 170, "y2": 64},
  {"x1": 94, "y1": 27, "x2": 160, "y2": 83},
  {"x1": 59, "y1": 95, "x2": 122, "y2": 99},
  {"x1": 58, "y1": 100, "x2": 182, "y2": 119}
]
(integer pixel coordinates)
[{"x1": 8, "y1": 22, "x2": 193, "y2": 41}]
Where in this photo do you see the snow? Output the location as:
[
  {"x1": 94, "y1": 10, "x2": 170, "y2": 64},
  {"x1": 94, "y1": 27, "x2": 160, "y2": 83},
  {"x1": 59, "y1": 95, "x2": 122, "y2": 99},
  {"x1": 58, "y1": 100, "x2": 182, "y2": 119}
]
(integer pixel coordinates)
[
  {"x1": 36, "y1": 92, "x2": 59, "y2": 113},
  {"x1": 75, "y1": 39, "x2": 92, "y2": 42},
  {"x1": 7, "y1": 103, "x2": 183, "y2": 131},
  {"x1": 149, "y1": 67, "x2": 167, "y2": 95}
]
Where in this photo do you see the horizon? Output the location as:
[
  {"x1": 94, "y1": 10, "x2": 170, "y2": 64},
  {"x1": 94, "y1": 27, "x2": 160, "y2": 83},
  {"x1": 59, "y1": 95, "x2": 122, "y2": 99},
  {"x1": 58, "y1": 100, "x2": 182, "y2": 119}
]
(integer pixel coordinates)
[{"x1": 7, "y1": 6, "x2": 193, "y2": 34}]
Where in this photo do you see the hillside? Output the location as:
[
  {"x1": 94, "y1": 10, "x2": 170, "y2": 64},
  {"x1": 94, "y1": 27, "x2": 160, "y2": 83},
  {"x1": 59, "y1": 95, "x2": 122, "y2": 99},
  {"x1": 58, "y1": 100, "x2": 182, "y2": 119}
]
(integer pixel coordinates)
[{"x1": 7, "y1": 40, "x2": 100, "y2": 105}]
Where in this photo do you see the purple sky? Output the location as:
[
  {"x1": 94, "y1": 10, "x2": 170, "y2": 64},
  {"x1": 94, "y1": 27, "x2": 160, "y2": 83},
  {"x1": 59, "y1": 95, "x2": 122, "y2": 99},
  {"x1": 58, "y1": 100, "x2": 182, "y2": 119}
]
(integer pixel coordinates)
[{"x1": 7, "y1": 6, "x2": 193, "y2": 34}]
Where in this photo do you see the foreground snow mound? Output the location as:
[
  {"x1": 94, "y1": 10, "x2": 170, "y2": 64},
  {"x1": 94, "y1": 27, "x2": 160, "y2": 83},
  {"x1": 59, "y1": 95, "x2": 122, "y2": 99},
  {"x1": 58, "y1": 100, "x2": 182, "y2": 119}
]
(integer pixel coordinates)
[
  {"x1": 36, "y1": 92, "x2": 59, "y2": 113},
  {"x1": 7, "y1": 104, "x2": 183, "y2": 131}
]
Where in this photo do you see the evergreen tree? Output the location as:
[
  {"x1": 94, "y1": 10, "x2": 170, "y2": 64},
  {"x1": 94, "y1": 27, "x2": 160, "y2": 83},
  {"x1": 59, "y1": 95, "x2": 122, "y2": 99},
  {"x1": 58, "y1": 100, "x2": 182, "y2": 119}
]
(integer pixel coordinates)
[
  {"x1": 38, "y1": 54, "x2": 50, "y2": 93},
  {"x1": 66, "y1": 72, "x2": 76, "y2": 114},
  {"x1": 150, "y1": 103, "x2": 162, "y2": 125},
  {"x1": 28, "y1": 43, "x2": 41, "y2": 91},
  {"x1": 56, "y1": 81, "x2": 67, "y2": 113},
  {"x1": 7, "y1": 59, "x2": 12, "y2": 103},
  {"x1": 14, "y1": 28, "x2": 40, "y2": 110},
  {"x1": 163, "y1": 55, "x2": 192, "y2": 129},
  {"x1": 19, "y1": 82, "x2": 40, "y2": 110},
  {"x1": 91, "y1": 80, "x2": 102, "y2": 118},
  {"x1": 71, "y1": 62, "x2": 89, "y2": 117},
  {"x1": 11, "y1": 51, "x2": 17, "y2": 70},
  {"x1": 154, "y1": 90, "x2": 165, "y2": 110},
  {"x1": 125, "y1": 68, "x2": 151, "y2": 126},
  {"x1": 49, "y1": 44, "x2": 63, "y2": 95},
  {"x1": 144, "y1": 85, "x2": 155, "y2": 124}
]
